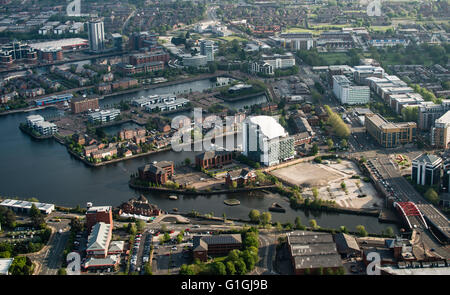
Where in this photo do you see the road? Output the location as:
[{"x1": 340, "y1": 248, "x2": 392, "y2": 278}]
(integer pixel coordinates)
[{"x1": 254, "y1": 232, "x2": 277, "y2": 275}]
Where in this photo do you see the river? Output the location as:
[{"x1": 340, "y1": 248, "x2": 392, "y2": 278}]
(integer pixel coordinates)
[{"x1": 0, "y1": 79, "x2": 398, "y2": 234}]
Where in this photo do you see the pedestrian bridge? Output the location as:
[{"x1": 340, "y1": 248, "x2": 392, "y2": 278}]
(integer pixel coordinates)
[{"x1": 394, "y1": 201, "x2": 428, "y2": 230}]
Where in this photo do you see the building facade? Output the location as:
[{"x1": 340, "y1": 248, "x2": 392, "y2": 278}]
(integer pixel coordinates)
[
  {"x1": 332, "y1": 75, "x2": 370, "y2": 105},
  {"x1": 71, "y1": 97, "x2": 99, "y2": 114},
  {"x1": 138, "y1": 161, "x2": 174, "y2": 185},
  {"x1": 88, "y1": 20, "x2": 105, "y2": 53},
  {"x1": 412, "y1": 154, "x2": 442, "y2": 186},
  {"x1": 365, "y1": 113, "x2": 416, "y2": 148}
]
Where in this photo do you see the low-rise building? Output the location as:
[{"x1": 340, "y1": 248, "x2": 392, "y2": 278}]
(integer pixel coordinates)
[
  {"x1": 334, "y1": 233, "x2": 361, "y2": 258},
  {"x1": 287, "y1": 231, "x2": 343, "y2": 275},
  {"x1": 119, "y1": 196, "x2": 162, "y2": 217},
  {"x1": 86, "y1": 205, "x2": 113, "y2": 232},
  {"x1": 138, "y1": 161, "x2": 174, "y2": 185},
  {"x1": 0, "y1": 199, "x2": 55, "y2": 215},
  {"x1": 83, "y1": 255, "x2": 119, "y2": 271},
  {"x1": 225, "y1": 168, "x2": 256, "y2": 187},
  {"x1": 86, "y1": 222, "x2": 112, "y2": 258},
  {"x1": 195, "y1": 150, "x2": 232, "y2": 170},
  {"x1": 193, "y1": 234, "x2": 242, "y2": 262},
  {"x1": 87, "y1": 109, "x2": 120, "y2": 123},
  {"x1": 0, "y1": 258, "x2": 14, "y2": 275}
]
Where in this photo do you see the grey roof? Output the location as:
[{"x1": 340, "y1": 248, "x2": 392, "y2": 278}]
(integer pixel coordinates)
[
  {"x1": 139, "y1": 161, "x2": 173, "y2": 175},
  {"x1": 0, "y1": 258, "x2": 14, "y2": 275},
  {"x1": 413, "y1": 153, "x2": 442, "y2": 165},
  {"x1": 287, "y1": 231, "x2": 343, "y2": 270},
  {"x1": 84, "y1": 255, "x2": 119, "y2": 268},
  {"x1": 334, "y1": 233, "x2": 360, "y2": 254},
  {"x1": 196, "y1": 150, "x2": 231, "y2": 161},
  {"x1": 87, "y1": 222, "x2": 111, "y2": 252},
  {"x1": 193, "y1": 234, "x2": 242, "y2": 252}
]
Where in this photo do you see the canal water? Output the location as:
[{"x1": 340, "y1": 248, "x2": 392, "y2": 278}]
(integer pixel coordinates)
[{"x1": 0, "y1": 80, "x2": 398, "y2": 234}]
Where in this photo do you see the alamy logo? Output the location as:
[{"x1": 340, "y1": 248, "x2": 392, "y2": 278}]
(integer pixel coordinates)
[
  {"x1": 366, "y1": 252, "x2": 381, "y2": 275},
  {"x1": 67, "y1": 0, "x2": 81, "y2": 17},
  {"x1": 66, "y1": 252, "x2": 81, "y2": 275},
  {"x1": 366, "y1": 0, "x2": 382, "y2": 17}
]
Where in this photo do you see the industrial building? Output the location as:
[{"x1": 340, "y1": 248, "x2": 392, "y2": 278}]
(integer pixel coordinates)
[
  {"x1": 411, "y1": 154, "x2": 442, "y2": 186},
  {"x1": 287, "y1": 231, "x2": 343, "y2": 275},
  {"x1": 365, "y1": 113, "x2": 416, "y2": 148},
  {"x1": 332, "y1": 75, "x2": 370, "y2": 105},
  {"x1": 243, "y1": 116, "x2": 294, "y2": 166},
  {"x1": 0, "y1": 199, "x2": 55, "y2": 215}
]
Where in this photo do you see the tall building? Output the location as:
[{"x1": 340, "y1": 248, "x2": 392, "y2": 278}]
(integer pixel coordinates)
[
  {"x1": 412, "y1": 154, "x2": 442, "y2": 186},
  {"x1": 365, "y1": 113, "x2": 416, "y2": 148},
  {"x1": 88, "y1": 20, "x2": 105, "y2": 53},
  {"x1": 332, "y1": 75, "x2": 370, "y2": 105},
  {"x1": 242, "y1": 116, "x2": 294, "y2": 166},
  {"x1": 431, "y1": 110, "x2": 450, "y2": 149},
  {"x1": 418, "y1": 100, "x2": 450, "y2": 130},
  {"x1": 200, "y1": 40, "x2": 214, "y2": 62}
]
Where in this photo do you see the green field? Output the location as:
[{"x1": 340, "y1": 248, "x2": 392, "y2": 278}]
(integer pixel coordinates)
[{"x1": 218, "y1": 35, "x2": 248, "y2": 42}]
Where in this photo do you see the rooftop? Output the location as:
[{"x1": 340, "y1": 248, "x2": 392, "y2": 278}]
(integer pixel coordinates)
[
  {"x1": 0, "y1": 258, "x2": 14, "y2": 275},
  {"x1": 247, "y1": 116, "x2": 288, "y2": 140},
  {"x1": 412, "y1": 153, "x2": 442, "y2": 165},
  {"x1": 87, "y1": 222, "x2": 111, "y2": 252}
]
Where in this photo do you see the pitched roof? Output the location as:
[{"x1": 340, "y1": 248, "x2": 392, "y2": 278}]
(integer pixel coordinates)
[
  {"x1": 334, "y1": 233, "x2": 360, "y2": 254},
  {"x1": 193, "y1": 234, "x2": 242, "y2": 252},
  {"x1": 413, "y1": 153, "x2": 442, "y2": 165},
  {"x1": 196, "y1": 150, "x2": 231, "y2": 161},
  {"x1": 87, "y1": 222, "x2": 111, "y2": 252}
]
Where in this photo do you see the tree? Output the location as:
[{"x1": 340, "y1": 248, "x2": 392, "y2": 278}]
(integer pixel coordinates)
[
  {"x1": 227, "y1": 249, "x2": 241, "y2": 262},
  {"x1": 309, "y1": 219, "x2": 318, "y2": 229},
  {"x1": 127, "y1": 223, "x2": 137, "y2": 235},
  {"x1": 327, "y1": 138, "x2": 334, "y2": 149},
  {"x1": 311, "y1": 143, "x2": 319, "y2": 155},
  {"x1": 325, "y1": 268, "x2": 334, "y2": 275},
  {"x1": 312, "y1": 187, "x2": 319, "y2": 199},
  {"x1": 248, "y1": 209, "x2": 260, "y2": 223},
  {"x1": 356, "y1": 225, "x2": 368, "y2": 237},
  {"x1": 235, "y1": 259, "x2": 247, "y2": 275},
  {"x1": 340, "y1": 139, "x2": 348, "y2": 148},
  {"x1": 184, "y1": 158, "x2": 191, "y2": 166},
  {"x1": 260, "y1": 212, "x2": 272, "y2": 225},
  {"x1": 340, "y1": 226, "x2": 348, "y2": 234},
  {"x1": 385, "y1": 227, "x2": 394, "y2": 238},
  {"x1": 226, "y1": 261, "x2": 236, "y2": 275},
  {"x1": 424, "y1": 188, "x2": 439, "y2": 205},
  {"x1": 29, "y1": 204, "x2": 45, "y2": 229},
  {"x1": 143, "y1": 262, "x2": 152, "y2": 275},
  {"x1": 213, "y1": 261, "x2": 227, "y2": 275},
  {"x1": 276, "y1": 222, "x2": 283, "y2": 232},
  {"x1": 136, "y1": 220, "x2": 145, "y2": 232},
  {"x1": 295, "y1": 217, "x2": 304, "y2": 230},
  {"x1": 58, "y1": 268, "x2": 67, "y2": 275}
]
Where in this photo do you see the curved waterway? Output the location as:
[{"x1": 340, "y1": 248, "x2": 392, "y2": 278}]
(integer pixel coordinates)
[{"x1": 0, "y1": 81, "x2": 398, "y2": 234}]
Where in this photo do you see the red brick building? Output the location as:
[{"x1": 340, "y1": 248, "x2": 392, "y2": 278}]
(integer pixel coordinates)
[
  {"x1": 71, "y1": 97, "x2": 99, "y2": 114},
  {"x1": 225, "y1": 168, "x2": 256, "y2": 187},
  {"x1": 138, "y1": 161, "x2": 174, "y2": 185},
  {"x1": 193, "y1": 234, "x2": 242, "y2": 262},
  {"x1": 86, "y1": 206, "x2": 113, "y2": 232},
  {"x1": 195, "y1": 151, "x2": 233, "y2": 170},
  {"x1": 118, "y1": 128, "x2": 146, "y2": 140},
  {"x1": 119, "y1": 196, "x2": 162, "y2": 217}
]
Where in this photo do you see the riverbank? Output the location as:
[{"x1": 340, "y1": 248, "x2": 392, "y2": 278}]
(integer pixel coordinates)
[
  {"x1": 129, "y1": 178, "x2": 277, "y2": 195},
  {"x1": 215, "y1": 91, "x2": 266, "y2": 102}
]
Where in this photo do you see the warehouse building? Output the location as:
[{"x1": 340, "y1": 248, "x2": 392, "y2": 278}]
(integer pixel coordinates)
[{"x1": 287, "y1": 231, "x2": 343, "y2": 275}]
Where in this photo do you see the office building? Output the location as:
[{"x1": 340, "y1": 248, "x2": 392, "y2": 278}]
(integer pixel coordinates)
[
  {"x1": 261, "y1": 53, "x2": 295, "y2": 69},
  {"x1": 332, "y1": 75, "x2": 370, "y2": 105},
  {"x1": 365, "y1": 113, "x2": 416, "y2": 148},
  {"x1": 243, "y1": 116, "x2": 295, "y2": 166},
  {"x1": 34, "y1": 121, "x2": 58, "y2": 136},
  {"x1": 353, "y1": 65, "x2": 385, "y2": 85},
  {"x1": 138, "y1": 161, "x2": 174, "y2": 185},
  {"x1": 88, "y1": 19, "x2": 105, "y2": 53},
  {"x1": 249, "y1": 61, "x2": 274, "y2": 76},
  {"x1": 86, "y1": 222, "x2": 112, "y2": 258},
  {"x1": 412, "y1": 154, "x2": 442, "y2": 186},
  {"x1": 193, "y1": 234, "x2": 242, "y2": 262},
  {"x1": 86, "y1": 205, "x2": 113, "y2": 232},
  {"x1": 88, "y1": 109, "x2": 120, "y2": 123},
  {"x1": 431, "y1": 111, "x2": 450, "y2": 149},
  {"x1": 71, "y1": 97, "x2": 99, "y2": 114},
  {"x1": 418, "y1": 100, "x2": 450, "y2": 130},
  {"x1": 182, "y1": 54, "x2": 208, "y2": 67},
  {"x1": 0, "y1": 41, "x2": 37, "y2": 64},
  {"x1": 200, "y1": 40, "x2": 214, "y2": 62},
  {"x1": 195, "y1": 150, "x2": 233, "y2": 169}
]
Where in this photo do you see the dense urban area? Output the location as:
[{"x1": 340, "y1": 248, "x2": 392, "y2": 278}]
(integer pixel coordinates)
[{"x1": 0, "y1": 0, "x2": 449, "y2": 277}]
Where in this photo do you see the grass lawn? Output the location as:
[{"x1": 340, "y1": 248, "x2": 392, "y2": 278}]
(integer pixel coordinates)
[
  {"x1": 369, "y1": 25, "x2": 394, "y2": 32},
  {"x1": 319, "y1": 52, "x2": 351, "y2": 65},
  {"x1": 219, "y1": 35, "x2": 248, "y2": 42}
]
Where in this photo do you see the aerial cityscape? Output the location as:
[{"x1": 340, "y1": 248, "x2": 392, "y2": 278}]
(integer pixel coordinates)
[{"x1": 0, "y1": 0, "x2": 449, "y2": 280}]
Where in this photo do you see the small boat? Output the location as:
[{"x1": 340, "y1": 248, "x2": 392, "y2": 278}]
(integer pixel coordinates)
[
  {"x1": 224, "y1": 199, "x2": 240, "y2": 206},
  {"x1": 269, "y1": 202, "x2": 286, "y2": 213},
  {"x1": 169, "y1": 195, "x2": 178, "y2": 200},
  {"x1": 172, "y1": 208, "x2": 178, "y2": 212}
]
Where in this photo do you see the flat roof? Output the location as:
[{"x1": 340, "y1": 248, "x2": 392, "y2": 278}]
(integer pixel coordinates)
[
  {"x1": 0, "y1": 199, "x2": 55, "y2": 212},
  {"x1": 381, "y1": 266, "x2": 450, "y2": 275},
  {"x1": 29, "y1": 38, "x2": 88, "y2": 50}
]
